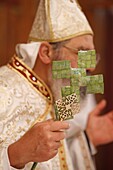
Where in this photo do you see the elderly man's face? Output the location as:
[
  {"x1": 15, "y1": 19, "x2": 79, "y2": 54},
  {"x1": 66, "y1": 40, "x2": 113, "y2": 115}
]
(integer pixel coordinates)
[{"x1": 48, "y1": 34, "x2": 95, "y2": 100}]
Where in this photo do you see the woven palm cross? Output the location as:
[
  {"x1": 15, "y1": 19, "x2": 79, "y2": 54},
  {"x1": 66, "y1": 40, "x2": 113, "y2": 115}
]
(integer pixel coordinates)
[{"x1": 52, "y1": 50, "x2": 104, "y2": 121}]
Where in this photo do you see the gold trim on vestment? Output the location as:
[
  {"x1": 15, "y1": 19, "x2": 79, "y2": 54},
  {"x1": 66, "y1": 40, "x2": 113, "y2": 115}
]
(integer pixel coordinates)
[
  {"x1": 29, "y1": 31, "x2": 93, "y2": 43},
  {"x1": 8, "y1": 55, "x2": 53, "y2": 123},
  {"x1": 58, "y1": 141, "x2": 69, "y2": 170},
  {"x1": 8, "y1": 55, "x2": 53, "y2": 104},
  {"x1": 46, "y1": 0, "x2": 54, "y2": 40}
]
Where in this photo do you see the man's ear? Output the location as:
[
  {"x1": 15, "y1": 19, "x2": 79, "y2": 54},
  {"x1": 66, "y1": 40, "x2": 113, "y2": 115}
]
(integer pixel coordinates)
[{"x1": 38, "y1": 42, "x2": 53, "y2": 64}]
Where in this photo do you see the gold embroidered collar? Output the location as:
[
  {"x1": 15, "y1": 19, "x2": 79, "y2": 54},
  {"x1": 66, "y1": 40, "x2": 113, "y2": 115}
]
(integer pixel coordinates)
[{"x1": 8, "y1": 55, "x2": 53, "y2": 104}]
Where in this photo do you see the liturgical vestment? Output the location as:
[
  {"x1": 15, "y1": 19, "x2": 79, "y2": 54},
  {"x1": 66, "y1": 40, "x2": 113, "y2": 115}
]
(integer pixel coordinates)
[{"x1": 0, "y1": 55, "x2": 96, "y2": 170}]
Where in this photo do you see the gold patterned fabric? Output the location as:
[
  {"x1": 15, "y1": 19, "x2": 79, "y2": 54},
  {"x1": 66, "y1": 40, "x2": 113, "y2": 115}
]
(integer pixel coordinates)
[
  {"x1": 0, "y1": 55, "x2": 74, "y2": 170},
  {"x1": 28, "y1": 0, "x2": 93, "y2": 43},
  {"x1": 0, "y1": 55, "x2": 96, "y2": 170}
]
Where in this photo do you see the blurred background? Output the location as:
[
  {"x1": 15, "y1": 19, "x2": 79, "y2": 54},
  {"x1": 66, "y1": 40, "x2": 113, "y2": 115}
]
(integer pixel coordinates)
[{"x1": 0, "y1": 0, "x2": 113, "y2": 169}]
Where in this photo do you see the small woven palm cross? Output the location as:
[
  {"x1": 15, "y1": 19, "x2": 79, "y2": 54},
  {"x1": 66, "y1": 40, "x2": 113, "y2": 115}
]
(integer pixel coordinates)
[{"x1": 55, "y1": 93, "x2": 80, "y2": 121}]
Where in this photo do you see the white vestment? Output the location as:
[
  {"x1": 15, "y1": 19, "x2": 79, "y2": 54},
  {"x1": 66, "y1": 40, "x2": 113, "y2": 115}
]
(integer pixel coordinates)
[{"x1": 0, "y1": 54, "x2": 96, "y2": 170}]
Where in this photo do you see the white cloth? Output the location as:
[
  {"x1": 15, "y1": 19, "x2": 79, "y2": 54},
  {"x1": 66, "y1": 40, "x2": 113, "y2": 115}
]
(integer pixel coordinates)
[
  {"x1": 0, "y1": 66, "x2": 96, "y2": 170},
  {"x1": 66, "y1": 94, "x2": 97, "y2": 170},
  {"x1": 0, "y1": 65, "x2": 73, "y2": 170},
  {"x1": 16, "y1": 42, "x2": 41, "y2": 69},
  {"x1": 66, "y1": 94, "x2": 96, "y2": 138}
]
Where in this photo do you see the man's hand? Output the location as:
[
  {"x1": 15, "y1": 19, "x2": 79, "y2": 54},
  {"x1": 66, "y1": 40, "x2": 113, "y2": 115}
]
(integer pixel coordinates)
[
  {"x1": 86, "y1": 99, "x2": 113, "y2": 147},
  {"x1": 8, "y1": 119, "x2": 69, "y2": 169}
]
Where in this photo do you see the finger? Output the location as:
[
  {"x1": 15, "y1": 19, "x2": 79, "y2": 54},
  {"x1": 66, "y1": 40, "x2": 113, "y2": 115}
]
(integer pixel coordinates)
[
  {"x1": 50, "y1": 121, "x2": 70, "y2": 131},
  {"x1": 91, "y1": 99, "x2": 107, "y2": 116},
  {"x1": 52, "y1": 131, "x2": 66, "y2": 141},
  {"x1": 34, "y1": 119, "x2": 53, "y2": 127}
]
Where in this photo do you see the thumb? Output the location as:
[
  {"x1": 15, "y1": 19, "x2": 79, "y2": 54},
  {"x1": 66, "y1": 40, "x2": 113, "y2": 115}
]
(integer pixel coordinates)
[{"x1": 91, "y1": 99, "x2": 107, "y2": 116}]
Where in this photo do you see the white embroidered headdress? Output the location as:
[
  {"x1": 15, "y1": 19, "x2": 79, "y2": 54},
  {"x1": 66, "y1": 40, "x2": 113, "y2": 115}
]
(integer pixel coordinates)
[
  {"x1": 29, "y1": 0, "x2": 93, "y2": 43},
  {"x1": 16, "y1": 0, "x2": 93, "y2": 69}
]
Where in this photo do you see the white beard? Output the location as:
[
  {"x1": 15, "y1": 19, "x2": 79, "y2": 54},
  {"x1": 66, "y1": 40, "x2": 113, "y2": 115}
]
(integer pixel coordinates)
[
  {"x1": 47, "y1": 67, "x2": 70, "y2": 101},
  {"x1": 50, "y1": 78, "x2": 70, "y2": 101},
  {"x1": 48, "y1": 67, "x2": 87, "y2": 103}
]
